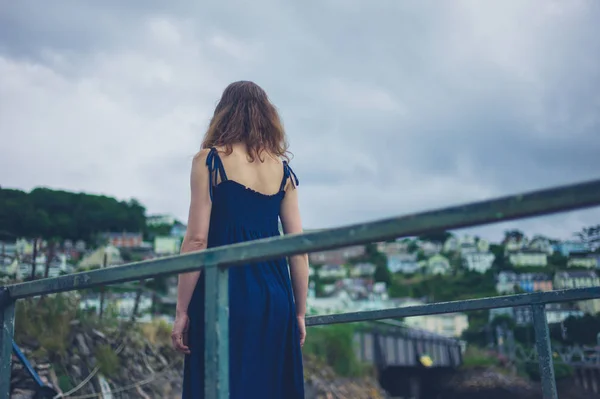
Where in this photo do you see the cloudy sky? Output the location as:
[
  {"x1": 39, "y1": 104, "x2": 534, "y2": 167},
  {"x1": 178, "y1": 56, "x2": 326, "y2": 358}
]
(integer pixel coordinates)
[{"x1": 1, "y1": 0, "x2": 599, "y2": 242}]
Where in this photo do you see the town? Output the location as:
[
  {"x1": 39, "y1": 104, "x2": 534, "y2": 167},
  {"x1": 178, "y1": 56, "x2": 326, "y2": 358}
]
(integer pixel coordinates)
[{"x1": 2, "y1": 213, "x2": 598, "y2": 342}]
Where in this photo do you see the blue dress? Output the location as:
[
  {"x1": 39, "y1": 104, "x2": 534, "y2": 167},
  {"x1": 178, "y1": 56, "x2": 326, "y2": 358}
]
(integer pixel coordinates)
[{"x1": 182, "y1": 147, "x2": 305, "y2": 398}]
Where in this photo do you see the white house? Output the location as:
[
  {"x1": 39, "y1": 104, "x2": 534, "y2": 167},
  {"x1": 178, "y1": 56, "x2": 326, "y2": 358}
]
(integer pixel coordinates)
[
  {"x1": 387, "y1": 253, "x2": 420, "y2": 274},
  {"x1": 317, "y1": 264, "x2": 347, "y2": 279},
  {"x1": 349, "y1": 262, "x2": 376, "y2": 277},
  {"x1": 463, "y1": 252, "x2": 495, "y2": 273},
  {"x1": 508, "y1": 250, "x2": 548, "y2": 267},
  {"x1": 426, "y1": 254, "x2": 451, "y2": 275}
]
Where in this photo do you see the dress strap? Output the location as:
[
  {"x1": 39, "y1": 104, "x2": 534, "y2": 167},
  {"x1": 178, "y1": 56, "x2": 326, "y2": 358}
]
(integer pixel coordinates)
[
  {"x1": 206, "y1": 147, "x2": 228, "y2": 201},
  {"x1": 280, "y1": 161, "x2": 299, "y2": 192}
]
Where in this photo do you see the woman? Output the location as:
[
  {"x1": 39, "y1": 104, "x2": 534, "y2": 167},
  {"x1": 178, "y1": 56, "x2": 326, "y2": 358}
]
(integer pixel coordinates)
[{"x1": 172, "y1": 81, "x2": 308, "y2": 398}]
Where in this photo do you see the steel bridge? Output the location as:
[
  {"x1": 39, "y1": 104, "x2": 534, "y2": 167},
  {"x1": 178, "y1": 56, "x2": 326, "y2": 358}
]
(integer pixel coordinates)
[{"x1": 1, "y1": 178, "x2": 600, "y2": 399}]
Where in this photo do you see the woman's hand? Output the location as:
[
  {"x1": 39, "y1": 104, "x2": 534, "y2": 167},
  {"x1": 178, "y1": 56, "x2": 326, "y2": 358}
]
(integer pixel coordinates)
[
  {"x1": 171, "y1": 313, "x2": 191, "y2": 354},
  {"x1": 297, "y1": 315, "x2": 306, "y2": 348}
]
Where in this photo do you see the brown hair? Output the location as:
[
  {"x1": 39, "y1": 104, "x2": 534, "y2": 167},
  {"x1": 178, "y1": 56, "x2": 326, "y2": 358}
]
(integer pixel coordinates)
[{"x1": 201, "y1": 81, "x2": 290, "y2": 162}]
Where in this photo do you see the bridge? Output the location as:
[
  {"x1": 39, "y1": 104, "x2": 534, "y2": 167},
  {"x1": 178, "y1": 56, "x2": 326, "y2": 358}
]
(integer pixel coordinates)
[{"x1": 1, "y1": 178, "x2": 600, "y2": 399}]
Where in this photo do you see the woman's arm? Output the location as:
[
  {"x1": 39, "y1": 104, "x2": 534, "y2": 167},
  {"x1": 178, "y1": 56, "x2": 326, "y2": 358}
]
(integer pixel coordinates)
[
  {"x1": 279, "y1": 181, "x2": 309, "y2": 317},
  {"x1": 176, "y1": 149, "x2": 213, "y2": 317}
]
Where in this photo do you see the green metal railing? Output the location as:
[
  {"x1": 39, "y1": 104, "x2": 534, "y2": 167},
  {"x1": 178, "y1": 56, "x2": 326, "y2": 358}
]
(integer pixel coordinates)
[{"x1": 2, "y1": 178, "x2": 600, "y2": 399}]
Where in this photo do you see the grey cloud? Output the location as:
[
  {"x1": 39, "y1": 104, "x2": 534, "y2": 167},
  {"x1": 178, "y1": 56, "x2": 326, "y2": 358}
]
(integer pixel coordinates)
[{"x1": 0, "y1": 0, "x2": 599, "y2": 241}]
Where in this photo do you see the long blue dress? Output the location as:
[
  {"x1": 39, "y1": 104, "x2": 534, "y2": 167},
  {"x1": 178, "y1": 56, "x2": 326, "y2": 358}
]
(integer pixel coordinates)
[{"x1": 182, "y1": 147, "x2": 305, "y2": 398}]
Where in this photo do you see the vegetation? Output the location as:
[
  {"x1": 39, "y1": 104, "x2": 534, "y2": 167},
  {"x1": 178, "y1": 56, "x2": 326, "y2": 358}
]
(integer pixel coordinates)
[
  {"x1": 303, "y1": 324, "x2": 372, "y2": 377},
  {"x1": 0, "y1": 186, "x2": 146, "y2": 243}
]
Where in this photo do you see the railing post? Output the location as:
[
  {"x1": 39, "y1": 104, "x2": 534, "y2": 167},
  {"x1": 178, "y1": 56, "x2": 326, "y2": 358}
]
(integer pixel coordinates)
[
  {"x1": 204, "y1": 266, "x2": 230, "y2": 399},
  {"x1": 0, "y1": 287, "x2": 15, "y2": 398},
  {"x1": 531, "y1": 304, "x2": 558, "y2": 399}
]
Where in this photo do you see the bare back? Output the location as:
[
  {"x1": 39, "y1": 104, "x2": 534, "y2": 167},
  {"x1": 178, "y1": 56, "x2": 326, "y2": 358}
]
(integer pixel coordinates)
[{"x1": 213, "y1": 143, "x2": 291, "y2": 196}]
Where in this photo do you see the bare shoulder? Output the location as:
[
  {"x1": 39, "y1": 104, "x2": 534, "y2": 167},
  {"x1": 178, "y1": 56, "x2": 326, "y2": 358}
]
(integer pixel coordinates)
[{"x1": 192, "y1": 148, "x2": 212, "y2": 171}]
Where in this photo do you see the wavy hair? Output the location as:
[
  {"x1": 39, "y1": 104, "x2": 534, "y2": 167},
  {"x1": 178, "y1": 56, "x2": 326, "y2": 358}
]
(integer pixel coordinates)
[{"x1": 201, "y1": 81, "x2": 290, "y2": 162}]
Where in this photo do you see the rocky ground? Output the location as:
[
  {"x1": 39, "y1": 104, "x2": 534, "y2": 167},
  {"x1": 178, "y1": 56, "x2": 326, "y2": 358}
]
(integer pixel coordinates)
[
  {"x1": 10, "y1": 319, "x2": 387, "y2": 399},
  {"x1": 437, "y1": 367, "x2": 600, "y2": 399}
]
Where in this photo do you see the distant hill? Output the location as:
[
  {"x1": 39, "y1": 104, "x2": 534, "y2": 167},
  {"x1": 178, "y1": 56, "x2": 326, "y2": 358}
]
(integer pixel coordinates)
[{"x1": 0, "y1": 186, "x2": 146, "y2": 242}]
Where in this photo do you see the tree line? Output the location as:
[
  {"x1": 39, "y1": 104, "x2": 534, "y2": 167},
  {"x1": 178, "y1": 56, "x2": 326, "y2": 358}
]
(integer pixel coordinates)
[{"x1": 0, "y1": 186, "x2": 146, "y2": 243}]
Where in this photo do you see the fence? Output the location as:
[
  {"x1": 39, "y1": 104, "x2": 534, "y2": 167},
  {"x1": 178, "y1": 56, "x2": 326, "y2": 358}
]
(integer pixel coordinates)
[{"x1": 1, "y1": 178, "x2": 600, "y2": 399}]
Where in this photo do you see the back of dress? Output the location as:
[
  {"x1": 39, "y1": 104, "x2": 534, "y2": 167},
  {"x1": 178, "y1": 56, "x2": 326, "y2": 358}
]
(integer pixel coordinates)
[{"x1": 182, "y1": 147, "x2": 305, "y2": 399}]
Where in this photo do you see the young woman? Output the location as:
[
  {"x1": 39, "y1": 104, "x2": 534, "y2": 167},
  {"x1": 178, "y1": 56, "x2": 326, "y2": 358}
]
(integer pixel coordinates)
[{"x1": 172, "y1": 81, "x2": 308, "y2": 398}]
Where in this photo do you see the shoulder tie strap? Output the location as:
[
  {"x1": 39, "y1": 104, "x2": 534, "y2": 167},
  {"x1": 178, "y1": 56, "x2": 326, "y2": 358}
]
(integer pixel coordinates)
[
  {"x1": 280, "y1": 161, "x2": 299, "y2": 192},
  {"x1": 206, "y1": 147, "x2": 228, "y2": 201}
]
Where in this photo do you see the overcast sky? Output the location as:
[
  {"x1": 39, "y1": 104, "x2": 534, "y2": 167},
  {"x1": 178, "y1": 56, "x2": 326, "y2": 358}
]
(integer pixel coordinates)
[{"x1": 1, "y1": 0, "x2": 599, "y2": 242}]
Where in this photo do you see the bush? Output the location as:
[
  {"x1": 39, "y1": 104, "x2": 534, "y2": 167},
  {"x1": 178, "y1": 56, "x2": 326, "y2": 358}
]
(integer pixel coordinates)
[
  {"x1": 14, "y1": 293, "x2": 80, "y2": 359},
  {"x1": 303, "y1": 324, "x2": 371, "y2": 377}
]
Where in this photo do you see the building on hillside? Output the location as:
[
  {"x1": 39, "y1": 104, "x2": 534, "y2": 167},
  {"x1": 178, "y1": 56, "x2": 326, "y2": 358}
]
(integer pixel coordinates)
[
  {"x1": 529, "y1": 236, "x2": 554, "y2": 255},
  {"x1": 377, "y1": 241, "x2": 409, "y2": 255},
  {"x1": 553, "y1": 241, "x2": 591, "y2": 257},
  {"x1": 309, "y1": 245, "x2": 365, "y2": 265},
  {"x1": 349, "y1": 262, "x2": 376, "y2": 277},
  {"x1": 79, "y1": 245, "x2": 124, "y2": 269},
  {"x1": 490, "y1": 303, "x2": 583, "y2": 326},
  {"x1": 103, "y1": 232, "x2": 143, "y2": 248},
  {"x1": 508, "y1": 250, "x2": 548, "y2": 268},
  {"x1": 0, "y1": 241, "x2": 17, "y2": 267},
  {"x1": 443, "y1": 236, "x2": 459, "y2": 253},
  {"x1": 425, "y1": 254, "x2": 451, "y2": 275},
  {"x1": 170, "y1": 222, "x2": 187, "y2": 238},
  {"x1": 554, "y1": 270, "x2": 600, "y2": 315},
  {"x1": 386, "y1": 253, "x2": 420, "y2": 274},
  {"x1": 567, "y1": 252, "x2": 598, "y2": 269},
  {"x1": 477, "y1": 238, "x2": 490, "y2": 253},
  {"x1": 463, "y1": 252, "x2": 495, "y2": 273},
  {"x1": 554, "y1": 270, "x2": 600, "y2": 289},
  {"x1": 495, "y1": 271, "x2": 553, "y2": 294},
  {"x1": 317, "y1": 264, "x2": 347, "y2": 279},
  {"x1": 504, "y1": 236, "x2": 528, "y2": 253},
  {"x1": 496, "y1": 271, "x2": 518, "y2": 294},
  {"x1": 16, "y1": 254, "x2": 69, "y2": 280},
  {"x1": 147, "y1": 214, "x2": 176, "y2": 226},
  {"x1": 419, "y1": 241, "x2": 442, "y2": 256},
  {"x1": 397, "y1": 298, "x2": 469, "y2": 337},
  {"x1": 154, "y1": 236, "x2": 181, "y2": 255}
]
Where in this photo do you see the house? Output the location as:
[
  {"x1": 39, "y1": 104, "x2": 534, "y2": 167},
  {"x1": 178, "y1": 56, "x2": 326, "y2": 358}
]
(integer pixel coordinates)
[
  {"x1": 496, "y1": 271, "x2": 552, "y2": 294},
  {"x1": 16, "y1": 254, "x2": 69, "y2": 280},
  {"x1": 349, "y1": 263, "x2": 376, "y2": 277},
  {"x1": 554, "y1": 270, "x2": 600, "y2": 315},
  {"x1": 567, "y1": 252, "x2": 598, "y2": 269},
  {"x1": 443, "y1": 237, "x2": 459, "y2": 252},
  {"x1": 508, "y1": 250, "x2": 548, "y2": 267},
  {"x1": 386, "y1": 253, "x2": 420, "y2": 274},
  {"x1": 79, "y1": 245, "x2": 124, "y2": 269},
  {"x1": 463, "y1": 252, "x2": 495, "y2": 273},
  {"x1": 398, "y1": 298, "x2": 469, "y2": 337},
  {"x1": 419, "y1": 241, "x2": 442, "y2": 256},
  {"x1": 504, "y1": 236, "x2": 528, "y2": 253},
  {"x1": 103, "y1": 232, "x2": 143, "y2": 248},
  {"x1": 553, "y1": 241, "x2": 591, "y2": 257},
  {"x1": 309, "y1": 245, "x2": 365, "y2": 265},
  {"x1": 554, "y1": 270, "x2": 600, "y2": 289},
  {"x1": 529, "y1": 236, "x2": 554, "y2": 255},
  {"x1": 477, "y1": 238, "x2": 490, "y2": 253},
  {"x1": 0, "y1": 241, "x2": 17, "y2": 266},
  {"x1": 154, "y1": 236, "x2": 181, "y2": 255},
  {"x1": 426, "y1": 254, "x2": 451, "y2": 275},
  {"x1": 459, "y1": 242, "x2": 479, "y2": 257},
  {"x1": 496, "y1": 271, "x2": 518, "y2": 294},
  {"x1": 317, "y1": 264, "x2": 347, "y2": 280},
  {"x1": 499, "y1": 304, "x2": 584, "y2": 326},
  {"x1": 170, "y1": 222, "x2": 187, "y2": 239},
  {"x1": 147, "y1": 214, "x2": 176, "y2": 226},
  {"x1": 377, "y1": 241, "x2": 409, "y2": 255}
]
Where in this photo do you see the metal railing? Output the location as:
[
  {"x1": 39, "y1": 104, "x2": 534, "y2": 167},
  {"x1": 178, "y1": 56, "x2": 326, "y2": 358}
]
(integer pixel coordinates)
[{"x1": 1, "y1": 178, "x2": 600, "y2": 399}]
